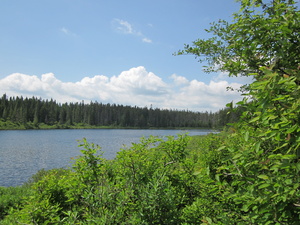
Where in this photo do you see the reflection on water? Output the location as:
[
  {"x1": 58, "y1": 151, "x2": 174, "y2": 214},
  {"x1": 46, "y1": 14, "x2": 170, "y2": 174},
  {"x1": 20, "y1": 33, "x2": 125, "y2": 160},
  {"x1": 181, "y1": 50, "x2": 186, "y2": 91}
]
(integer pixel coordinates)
[{"x1": 0, "y1": 129, "x2": 213, "y2": 187}]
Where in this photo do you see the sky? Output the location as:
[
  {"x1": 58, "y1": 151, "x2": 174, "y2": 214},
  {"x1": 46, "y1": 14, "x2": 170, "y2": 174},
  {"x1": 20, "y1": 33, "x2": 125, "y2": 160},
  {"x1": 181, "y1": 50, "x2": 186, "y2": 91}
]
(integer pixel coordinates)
[{"x1": 0, "y1": 0, "x2": 253, "y2": 112}]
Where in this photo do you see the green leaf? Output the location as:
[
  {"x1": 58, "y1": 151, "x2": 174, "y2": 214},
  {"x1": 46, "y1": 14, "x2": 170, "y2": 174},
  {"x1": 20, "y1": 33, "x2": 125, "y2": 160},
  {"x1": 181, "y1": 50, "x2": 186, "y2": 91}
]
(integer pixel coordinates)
[
  {"x1": 285, "y1": 179, "x2": 292, "y2": 185},
  {"x1": 205, "y1": 217, "x2": 213, "y2": 224},
  {"x1": 281, "y1": 154, "x2": 296, "y2": 160},
  {"x1": 268, "y1": 115, "x2": 278, "y2": 120},
  {"x1": 233, "y1": 153, "x2": 243, "y2": 159},
  {"x1": 257, "y1": 175, "x2": 269, "y2": 180},
  {"x1": 193, "y1": 170, "x2": 201, "y2": 176},
  {"x1": 287, "y1": 125, "x2": 298, "y2": 133},
  {"x1": 258, "y1": 183, "x2": 270, "y2": 189},
  {"x1": 249, "y1": 116, "x2": 260, "y2": 123},
  {"x1": 226, "y1": 101, "x2": 233, "y2": 109},
  {"x1": 217, "y1": 146, "x2": 226, "y2": 151},
  {"x1": 255, "y1": 142, "x2": 261, "y2": 153},
  {"x1": 244, "y1": 131, "x2": 249, "y2": 141}
]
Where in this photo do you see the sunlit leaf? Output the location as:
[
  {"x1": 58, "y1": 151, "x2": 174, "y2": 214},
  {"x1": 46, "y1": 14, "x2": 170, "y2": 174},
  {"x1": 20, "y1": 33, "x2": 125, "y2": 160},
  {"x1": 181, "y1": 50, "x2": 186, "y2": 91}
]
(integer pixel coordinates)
[{"x1": 257, "y1": 175, "x2": 269, "y2": 180}]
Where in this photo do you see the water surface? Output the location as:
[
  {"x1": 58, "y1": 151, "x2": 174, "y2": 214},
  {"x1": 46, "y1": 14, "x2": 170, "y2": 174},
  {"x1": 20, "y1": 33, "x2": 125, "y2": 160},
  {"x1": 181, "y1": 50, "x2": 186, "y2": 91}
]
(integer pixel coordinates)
[{"x1": 0, "y1": 129, "x2": 213, "y2": 186}]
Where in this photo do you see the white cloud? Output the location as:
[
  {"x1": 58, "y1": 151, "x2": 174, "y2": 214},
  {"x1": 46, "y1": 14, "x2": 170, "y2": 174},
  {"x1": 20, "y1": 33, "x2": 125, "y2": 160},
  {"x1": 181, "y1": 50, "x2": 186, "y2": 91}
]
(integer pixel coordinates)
[
  {"x1": 164, "y1": 79, "x2": 242, "y2": 111},
  {"x1": 170, "y1": 74, "x2": 189, "y2": 86},
  {"x1": 0, "y1": 67, "x2": 244, "y2": 112},
  {"x1": 61, "y1": 27, "x2": 69, "y2": 35},
  {"x1": 60, "y1": 27, "x2": 77, "y2": 37},
  {"x1": 142, "y1": 38, "x2": 152, "y2": 43},
  {"x1": 112, "y1": 19, "x2": 134, "y2": 34},
  {"x1": 112, "y1": 19, "x2": 152, "y2": 43}
]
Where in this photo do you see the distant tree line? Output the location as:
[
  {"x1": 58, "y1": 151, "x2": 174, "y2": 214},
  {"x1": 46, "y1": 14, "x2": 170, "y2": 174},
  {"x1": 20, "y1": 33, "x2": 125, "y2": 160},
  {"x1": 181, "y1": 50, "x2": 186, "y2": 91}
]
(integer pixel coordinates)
[{"x1": 0, "y1": 94, "x2": 242, "y2": 128}]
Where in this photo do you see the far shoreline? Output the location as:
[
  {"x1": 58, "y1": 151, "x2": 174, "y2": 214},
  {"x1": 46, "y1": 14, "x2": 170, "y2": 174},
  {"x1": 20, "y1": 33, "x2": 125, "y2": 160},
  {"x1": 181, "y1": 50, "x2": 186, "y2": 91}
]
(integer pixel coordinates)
[{"x1": 0, "y1": 121, "x2": 220, "y2": 131}]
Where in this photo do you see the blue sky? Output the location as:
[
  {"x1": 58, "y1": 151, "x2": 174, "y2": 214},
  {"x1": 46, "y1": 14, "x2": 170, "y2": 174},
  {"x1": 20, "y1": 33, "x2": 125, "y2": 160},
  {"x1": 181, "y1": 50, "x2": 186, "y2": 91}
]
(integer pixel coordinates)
[{"x1": 0, "y1": 0, "x2": 250, "y2": 112}]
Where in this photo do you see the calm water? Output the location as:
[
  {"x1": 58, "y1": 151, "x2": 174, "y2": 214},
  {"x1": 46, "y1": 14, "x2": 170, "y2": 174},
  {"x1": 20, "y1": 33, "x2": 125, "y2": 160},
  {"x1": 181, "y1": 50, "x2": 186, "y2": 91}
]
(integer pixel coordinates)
[{"x1": 0, "y1": 129, "x2": 213, "y2": 187}]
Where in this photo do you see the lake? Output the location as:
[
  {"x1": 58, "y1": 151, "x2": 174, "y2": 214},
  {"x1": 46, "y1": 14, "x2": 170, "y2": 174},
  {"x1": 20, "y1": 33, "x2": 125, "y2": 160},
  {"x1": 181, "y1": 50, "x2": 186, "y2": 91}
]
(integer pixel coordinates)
[{"x1": 0, "y1": 129, "x2": 214, "y2": 187}]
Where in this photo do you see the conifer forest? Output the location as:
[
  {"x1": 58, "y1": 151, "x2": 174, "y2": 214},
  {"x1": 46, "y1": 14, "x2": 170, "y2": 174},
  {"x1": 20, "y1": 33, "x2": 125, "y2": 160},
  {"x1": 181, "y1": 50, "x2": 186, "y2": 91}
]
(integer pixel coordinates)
[{"x1": 0, "y1": 94, "x2": 240, "y2": 129}]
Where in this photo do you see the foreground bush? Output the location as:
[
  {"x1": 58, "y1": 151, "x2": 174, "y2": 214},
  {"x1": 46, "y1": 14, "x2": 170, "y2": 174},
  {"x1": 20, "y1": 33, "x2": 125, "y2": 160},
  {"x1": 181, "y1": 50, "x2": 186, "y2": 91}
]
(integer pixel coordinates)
[
  {"x1": 0, "y1": 186, "x2": 31, "y2": 221},
  {"x1": 1, "y1": 134, "x2": 227, "y2": 224}
]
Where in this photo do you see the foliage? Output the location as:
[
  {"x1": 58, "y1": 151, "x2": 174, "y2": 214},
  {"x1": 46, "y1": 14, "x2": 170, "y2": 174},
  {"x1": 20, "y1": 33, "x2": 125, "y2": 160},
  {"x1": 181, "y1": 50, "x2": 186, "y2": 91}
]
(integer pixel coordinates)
[
  {"x1": 0, "y1": 133, "x2": 230, "y2": 224},
  {"x1": 217, "y1": 67, "x2": 300, "y2": 224},
  {"x1": 176, "y1": 0, "x2": 300, "y2": 224},
  {"x1": 0, "y1": 186, "x2": 31, "y2": 221},
  {"x1": 24, "y1": 168, "x2": 68, "y2": 186}
]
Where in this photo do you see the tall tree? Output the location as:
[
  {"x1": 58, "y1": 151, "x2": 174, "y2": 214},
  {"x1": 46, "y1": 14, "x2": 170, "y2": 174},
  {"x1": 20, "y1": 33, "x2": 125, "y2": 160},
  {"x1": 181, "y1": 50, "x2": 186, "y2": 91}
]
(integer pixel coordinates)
[{"x1": 177, "y1": 0, "x2": 300, "y2": 223}]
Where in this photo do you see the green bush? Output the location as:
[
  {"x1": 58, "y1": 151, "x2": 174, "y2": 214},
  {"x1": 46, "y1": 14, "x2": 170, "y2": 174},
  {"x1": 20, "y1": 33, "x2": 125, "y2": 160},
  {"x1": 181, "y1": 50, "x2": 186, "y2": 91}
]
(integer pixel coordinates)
[
  {"x1": 0, "y1": 186, "x2": 30, "y2": 220},
  {"x1": 1, "y1": 133, "x2": 227, "y2": 224}
]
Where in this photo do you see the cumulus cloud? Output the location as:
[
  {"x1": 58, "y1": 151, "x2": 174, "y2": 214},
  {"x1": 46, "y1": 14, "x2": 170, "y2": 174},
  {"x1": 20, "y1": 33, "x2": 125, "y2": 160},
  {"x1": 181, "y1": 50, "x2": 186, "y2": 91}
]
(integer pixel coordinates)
[
  {"x1": 0, "y1": 67, "x2": 244, "y2": 112},
  {"x1": 170, "y1": 74, "x2": 189, "y2": 86},
  {"x1": 112, "y1": 19, "x2": 152, "y2": 43}
]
